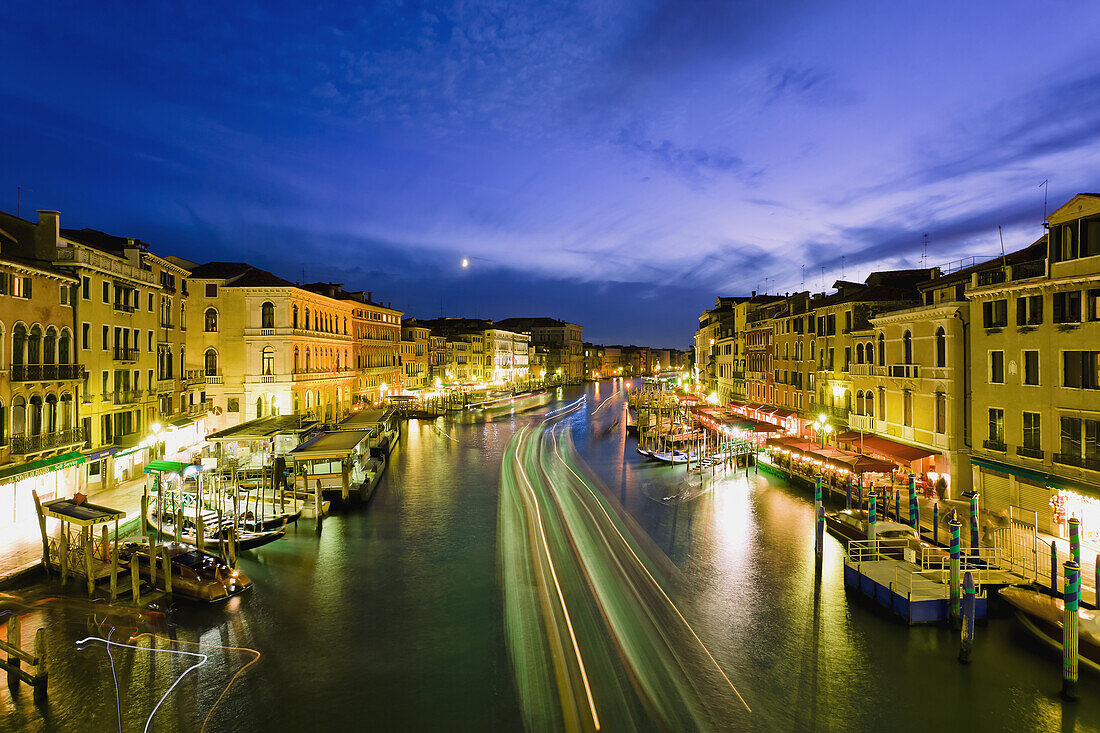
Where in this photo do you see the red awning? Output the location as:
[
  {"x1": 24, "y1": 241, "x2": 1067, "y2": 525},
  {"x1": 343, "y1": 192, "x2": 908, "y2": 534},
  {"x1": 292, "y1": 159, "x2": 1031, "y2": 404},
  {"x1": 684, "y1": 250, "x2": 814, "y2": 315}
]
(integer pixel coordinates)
[{"x1": 836, "y1": 433, "x2": 938, "y2": 464}]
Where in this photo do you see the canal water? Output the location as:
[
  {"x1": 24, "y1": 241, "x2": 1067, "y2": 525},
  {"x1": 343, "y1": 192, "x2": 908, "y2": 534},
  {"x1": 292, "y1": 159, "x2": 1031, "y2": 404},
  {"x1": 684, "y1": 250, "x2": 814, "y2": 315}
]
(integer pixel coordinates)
[{"x1": 2, "y1": 381, "x2": 1097, "y2": 731}]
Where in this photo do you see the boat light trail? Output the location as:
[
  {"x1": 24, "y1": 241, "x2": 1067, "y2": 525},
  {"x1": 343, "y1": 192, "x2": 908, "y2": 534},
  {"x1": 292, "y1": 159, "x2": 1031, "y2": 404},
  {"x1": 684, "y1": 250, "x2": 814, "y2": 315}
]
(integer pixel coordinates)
[
  {"x1": 590, "y1": 389, "x2": 620, "y2": 417},
  {"x1": 77, "y1": 635, "x2": 209, "y2": 733},
  {"x1": 550, "y1": 432, "x2": 752, "y2": 714},
  {"x1": 432, "y1": 422, "x2": 458, "y2": 442},
  {"x1": 543, "y1": 396, "x2": 586, "y2": 419},
  {"x1": 106, "y1": 628, "x2": 122, "y2": 733},
  {"x1": 514, "y1": 425, "x2": 602, "y2": 730}
]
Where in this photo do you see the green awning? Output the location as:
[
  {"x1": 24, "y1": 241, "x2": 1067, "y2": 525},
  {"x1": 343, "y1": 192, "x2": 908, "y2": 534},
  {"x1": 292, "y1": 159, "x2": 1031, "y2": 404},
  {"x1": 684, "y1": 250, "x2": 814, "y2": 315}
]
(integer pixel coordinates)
[
  {"x1": 971, "y1": 455, "x2": 1100, "y2": 498},
  {"x1": 0, "y1": 451, "x2": 85, "y2": 484},
  {"x1": 144, "y1": 460, "x2": 187, "y2": 475}
]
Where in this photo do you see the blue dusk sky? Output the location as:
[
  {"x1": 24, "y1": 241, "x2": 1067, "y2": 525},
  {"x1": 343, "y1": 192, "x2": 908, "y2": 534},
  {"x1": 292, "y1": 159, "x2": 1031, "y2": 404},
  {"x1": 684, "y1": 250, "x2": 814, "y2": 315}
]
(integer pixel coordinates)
[{"x1": 3, "y1": 2, "x2": 1099, "y2": 348}]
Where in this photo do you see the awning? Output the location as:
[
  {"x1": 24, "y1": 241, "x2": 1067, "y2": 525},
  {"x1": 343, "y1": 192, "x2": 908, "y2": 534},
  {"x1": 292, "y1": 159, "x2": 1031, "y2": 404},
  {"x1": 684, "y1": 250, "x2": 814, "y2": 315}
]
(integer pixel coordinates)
[
  {"x1": 835, "y1": 433, "x2": 937, "y2": 464},
  {"x1": 0, "y1": 451, "x2": 85, "y2": 484},
  {"x1": 144, "y1": 460, "x2": 189, "y2": 475},
  {"x1": 970, "y1": 455, "x2": 1099, "y2": 498},
  {"x1": 42, "y1": 497, "x2": 125, "y2": 525},
  {"x1": 85, "y1": 446, "x2": 119, "y2": 462}
]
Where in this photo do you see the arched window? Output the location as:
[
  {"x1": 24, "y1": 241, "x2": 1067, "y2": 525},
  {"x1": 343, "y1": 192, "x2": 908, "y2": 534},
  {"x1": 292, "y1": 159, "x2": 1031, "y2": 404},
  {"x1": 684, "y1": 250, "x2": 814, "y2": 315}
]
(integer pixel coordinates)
[
  {"x1": 903, "y1": 330, "x2": 913, "y2": 365},
  {"x1": 43, "y1": 327, "x2": 56, "y2": 365},
  {"x1": 28, "y1": 395, "x2": 42, "y2": 436},
  {"x1": 204, "y1": 308, "x2": 218, "y2": 332},
  {"x1": 935, "y1": 392, "x2": 946, "y2": 433},
  {"x1": 866, "y1": 391, "x2": 874, "y2": 418},
  {"x1": 261, "y1": 301, "x2": 275, "y2": 329},
  {"x1": 304, "y1": 308, "x2": 310, "y2": 330},
  {"x1": 305, "y1": 348, "x2": 311, "y2": 372},
  {"x1": 935, "y1": 327, "x2": 946, "y2": 367},
  {"x1": 292, "y1": 305, "x2": 299, "y2": 329},
  {"x1": 294, "y1": 347, "x2": 300, "y2": 373},
  {"x1": 343, "y1": 317, "x2": 347, "y2": 335},
  {"x1": 28, "y1": 326, "x2": 41, "y2": 365},
  {"x1": 856, "y1": 390, "x2": 865, "y2": 415},
  {"x1": 58, "y1": 329, "x2": 71, "y2": 364},
  {"x1": 60, "y1": 393, "x2": 73, "y2": 430},
  {"x1": 877, "y1": 333, "x2": 885, "y2": 366},
  {"x1": 44, "y1": 394, "x2": 58, "y2": 433},
  {"x1": 256, "y1": 396, "x2": 265, "y2": 419},
  {"x1": 11, "y1": 397, "x2": 25, "y2": 437},
  {"x1": 262, "y1": 346, "x2": 275, "y2": 375},
  {"x1": 877, "y1": 386, "x2": 886, "y2": 420},
  {"x1": 865, "y1": 341, "x2": 874, "y2": 365},
  {"x1": 856, "y1": 343, "x2": 864, "y2": 364},
  {"x1": 204, "y1": 349, "x2": 218, "y2": 376},
  {"x1": 0, "y1": 399, "x2": 5, "y2": 444},
  {"x1": 12, "y1": 324, "x2": 26, "y2": 366}
]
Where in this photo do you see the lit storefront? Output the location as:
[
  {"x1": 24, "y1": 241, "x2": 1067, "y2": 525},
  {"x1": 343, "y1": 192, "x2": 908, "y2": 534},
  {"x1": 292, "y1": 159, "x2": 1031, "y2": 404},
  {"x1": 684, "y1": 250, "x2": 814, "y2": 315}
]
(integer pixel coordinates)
[
  {"x1": 0, "y1": 452, "x2": 85, "y2": 555},
  {"x1": 1054, "y1": 488, "x2": 1100, "y2": 546}
]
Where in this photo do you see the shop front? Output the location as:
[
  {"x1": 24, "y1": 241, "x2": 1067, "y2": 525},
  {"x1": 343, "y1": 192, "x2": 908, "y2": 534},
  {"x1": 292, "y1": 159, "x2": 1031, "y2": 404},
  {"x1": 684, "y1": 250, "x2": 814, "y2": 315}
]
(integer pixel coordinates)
[{"x1": 0, "y1": 452, "x2": 86, "y2": 561}]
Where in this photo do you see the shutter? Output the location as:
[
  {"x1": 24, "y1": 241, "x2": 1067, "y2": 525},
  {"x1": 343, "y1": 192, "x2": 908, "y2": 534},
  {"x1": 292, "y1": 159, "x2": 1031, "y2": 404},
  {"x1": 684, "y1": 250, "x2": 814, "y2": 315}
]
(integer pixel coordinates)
[
  {"x1": 980, "y1": 468, "x2": 1011, "y2": 516},
  {"x1": 1017, "y1": 478, "x2": 1054, "y2": 535},
  {"x1": 24, "y1": 277, "x2": 31, "y2": 298}
]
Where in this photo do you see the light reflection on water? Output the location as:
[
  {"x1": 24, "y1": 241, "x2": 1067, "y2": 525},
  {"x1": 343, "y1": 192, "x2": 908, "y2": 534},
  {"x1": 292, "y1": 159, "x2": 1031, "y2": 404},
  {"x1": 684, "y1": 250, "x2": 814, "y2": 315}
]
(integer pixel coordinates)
[{"x1": 0, "y1": 381, "x2": 1097, "y2": 732}]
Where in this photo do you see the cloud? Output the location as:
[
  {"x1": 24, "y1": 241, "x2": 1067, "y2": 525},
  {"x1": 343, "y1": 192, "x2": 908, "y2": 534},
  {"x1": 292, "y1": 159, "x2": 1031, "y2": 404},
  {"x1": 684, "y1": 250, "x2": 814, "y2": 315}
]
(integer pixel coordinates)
[{"x1": 612, "y1": 126, "x2": 759, "y2": 186}]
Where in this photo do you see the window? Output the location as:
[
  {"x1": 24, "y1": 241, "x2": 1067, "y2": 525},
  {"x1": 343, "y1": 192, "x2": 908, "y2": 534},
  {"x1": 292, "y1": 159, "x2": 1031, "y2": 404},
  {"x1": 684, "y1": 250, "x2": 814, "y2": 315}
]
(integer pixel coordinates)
[
  {"x1": 102, "y1": 281, "x2": 110, "y2": 303},
  {"x1": 1088, "y1": 289, "x2": 1100, "y2": 322},
  {"x1": 204, "y1": 349, "x2": 218, "y2": 376},
  {"x1": 1061, "y1": 417, "x2": 1082, "y2": 461},
  {"x1": 982, "y1": 299, "x2": 1008, "y2": 328},
  {"x1": 1063, "y1": 351, "x2": 1100, "y2": 389},
  {"x1": 1017, "y1": 294, "x2": 1043, "y2": 326},
  {"x1": 148, "y1": 331, "x2": 154, "y2": 352},
  {"x1": 1023, "y1": 412, "x2": 1041, "y2": 451},
  {"x1": 101, "y1": 325, "x2": 109, "y2": 350},
  {"x1": 1053, "y1": 291, "x2": 1082, "y2": 323},
  {"x1": 81, "y1": 323, "x2": 90, "y2": 350},
  {"x1": 878, "y1": 386, "x2": 886, "y2": 420},
  {"x1": 903, "y1": 390, "x2": 913, "y2": 427},
  {"x1": 81, "y1": 276, "x2": 89, "y2": 299},
  {"x1": 261, "y1": 301, "x2": 275, "y2": 329},
  {"x1": 1023, "y1": 350, "x2": 1039, "y2": 385},
  {"x1": 990, "y1": 351, "x2": 1004, "y2": 383},
  {"x1": 934, "y1": 327, "x2": 946, "y2": 367},
  {"x1": 988, "y1": 408, "x2": 1005, "y2": 444},
  {"x1": 877, "y1": 333, "x2": 885, "y2": 365},
  {"x1": 856, "y1": 343, "x2": 864, "y2": 363},
  {"x1": 204, "y1": 308, "x2": 218, "y2": 332},
  {"x1": 935, "y1": 392, "x2": 946, "y2": 434},
  {"x1": 205, "y1": 283, "x2": 218, "y2": 298},
  {"x1": 262, "y1": 346, "x2": 275, "y2": 375}
]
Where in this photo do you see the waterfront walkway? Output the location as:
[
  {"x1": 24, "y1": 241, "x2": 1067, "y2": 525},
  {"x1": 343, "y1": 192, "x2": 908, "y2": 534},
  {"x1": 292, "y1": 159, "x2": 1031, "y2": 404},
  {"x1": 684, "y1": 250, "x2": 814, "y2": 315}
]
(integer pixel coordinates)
[{"x1": 0, "y1": 477, "x2": 148, "y2": 586}]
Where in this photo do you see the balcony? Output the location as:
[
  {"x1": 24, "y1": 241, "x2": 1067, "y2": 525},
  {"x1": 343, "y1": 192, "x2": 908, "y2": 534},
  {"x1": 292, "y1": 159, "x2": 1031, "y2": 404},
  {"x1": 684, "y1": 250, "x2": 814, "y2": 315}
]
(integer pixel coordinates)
[
  {"x1": 745, "y1": 371, "x2": 765, "y2": 381},
  {"x1": 293, "y1": 370, "x2": 356, "y2": 382},
  {"x1": 982, "y1": 439, "x2": 1007, "y2": 452},
  {"x1": 113, "y1": 389, "x2": 141, "y2": 404},
  {"x1": 156, "y1": 378, "x2": 176, "y2": 393},
  {"x1": 10, "y1": 363, "x2": 84, "y2": 382},
  {"x1": 205, "y1": 374, "x2": 224, "y2": 385},
  {"x1": 113, "y1": 346, "x2": 138, "y2": 362},
  {"x1": 184, "y1": 369, "x2": 205, "y2": 385},
  {"x1": 849, "y1": 413, "x2": 876, "y2": 431},
  {"x1": 9, "y1": 427, "x2": 85, "y2": 455},
  {"x1": 933, "y1": 432, "x2": 949, "y2": 449},
  {"x1": 1016, "y1": 445, "x2": 1044, "y2": 460},
  {"x1": 188, "y1": 399, "x2": 213, "y2": 415},
  {"x1": 54, "y1": 246, "x2": 158, "y2": 284},
  {"x1": 882, "y1": 364, "x2": 920, "y2": 379},
  {"x1": 113, "y1": 302, "x2": 136, "y2": 313},
  {"x1": 1010, "y1": 260, "x2": 1046, "y2": 281},
  {"x1": 976, "y1": 268, "x2": 1007, "y2": 287},
  {"x1": 849, "y1": 364, "x2": 873, "y2": 376},
  {"x1": 1052, "y1": 452, "x2": 1099, "y2": 471}
]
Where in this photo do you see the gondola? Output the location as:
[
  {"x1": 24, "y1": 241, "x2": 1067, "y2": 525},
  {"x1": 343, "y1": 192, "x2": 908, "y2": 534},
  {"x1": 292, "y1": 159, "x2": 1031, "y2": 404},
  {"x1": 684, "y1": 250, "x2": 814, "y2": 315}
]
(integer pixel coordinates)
[
  {"x1": 148, "y1": 509, "x2": 286, "y2": 552},
  {"x1": 1000, "y1": 586, "x2": 1100, "y2": 673},
  {"x1": 119, "y1": 541, "x2": 252, "y2": 602}
]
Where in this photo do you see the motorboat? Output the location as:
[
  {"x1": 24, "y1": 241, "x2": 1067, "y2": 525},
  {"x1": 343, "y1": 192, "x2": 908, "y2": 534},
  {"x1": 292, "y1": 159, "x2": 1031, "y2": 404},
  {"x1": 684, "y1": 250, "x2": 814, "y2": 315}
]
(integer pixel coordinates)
[
  {"x1": 1000, "y1": 586, "x2": 1100, "y2": 673},
  {"x1": 119, "y1": 541, "x2": 252, "y2": 602},
  {"x1": 826, "y1": 509, "x2": 945, "y2": 560},
  {"x1": 148, "y1": 508, "x2": 286, "y2": 552}
]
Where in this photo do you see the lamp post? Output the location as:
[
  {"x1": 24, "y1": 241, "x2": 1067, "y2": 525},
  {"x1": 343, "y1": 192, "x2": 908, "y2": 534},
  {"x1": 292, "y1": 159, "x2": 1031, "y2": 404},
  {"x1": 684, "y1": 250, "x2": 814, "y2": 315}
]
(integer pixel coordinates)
[{"x1": 813, "y1": 413, "x2": 832, "y2": 448}]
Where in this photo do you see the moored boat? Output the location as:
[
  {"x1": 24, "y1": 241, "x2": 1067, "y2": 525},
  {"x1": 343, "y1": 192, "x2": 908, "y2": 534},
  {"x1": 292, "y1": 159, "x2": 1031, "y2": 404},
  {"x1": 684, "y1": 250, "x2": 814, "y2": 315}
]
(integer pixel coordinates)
[
  {"x1": 148, "y1": 509, "x2": 286, "y2": 551},
  {"x1": 826, "y1": 509, "x2": 946, "y2": 560},
  {"x1": 1000, "y1": 586, "x2": 1100, "y2": 673},
  {"x1": 119, "y1": 541, "x2": 252, "y2": 602}
]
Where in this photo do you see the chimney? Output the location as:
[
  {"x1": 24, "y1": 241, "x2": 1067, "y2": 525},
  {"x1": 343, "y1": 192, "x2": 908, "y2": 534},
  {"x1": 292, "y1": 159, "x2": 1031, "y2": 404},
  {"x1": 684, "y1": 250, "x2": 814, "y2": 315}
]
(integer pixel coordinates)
[
  {"x1": 751, "y1": 290, "x2": 756, "y2": 297},
  {"x1": 367, "y1": 291, "x2": 373, "y2": 302},
  {"x1": 35, "y1": 210, "x2": 60, "y2": 257}
]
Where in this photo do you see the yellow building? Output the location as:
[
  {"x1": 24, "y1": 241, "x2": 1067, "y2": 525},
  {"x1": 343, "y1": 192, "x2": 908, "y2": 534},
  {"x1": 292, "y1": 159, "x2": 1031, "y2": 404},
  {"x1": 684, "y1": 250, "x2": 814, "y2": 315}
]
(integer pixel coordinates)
[{"x1": 401, "y1": 320, "x2": 432, "y2": 391}]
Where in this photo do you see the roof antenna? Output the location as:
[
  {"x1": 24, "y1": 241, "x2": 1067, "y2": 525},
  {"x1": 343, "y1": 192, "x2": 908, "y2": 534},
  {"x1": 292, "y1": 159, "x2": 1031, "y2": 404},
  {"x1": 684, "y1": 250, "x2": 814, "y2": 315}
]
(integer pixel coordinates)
[
  {"x1": 16, "y1": 186, "x2": 33, "y2": 218},
  {"x1": 801, "y1": 265, "x2": 805, "y2": 290},
  {"x1": 998, "y1": 225, "x2": 1007, "y2": 269},
  {"x1": 922, "y1": 233, "x2": 928, "y2": 270},
  {"x1": 841, "y1": 256, "x2": 845, "y2": 279},
  {"x1": 820, "y1": 266, "x2": 825, "y2": 292},
  {"x1": 1039, "y1": 178, "x2": 1049, "y2": 222}
]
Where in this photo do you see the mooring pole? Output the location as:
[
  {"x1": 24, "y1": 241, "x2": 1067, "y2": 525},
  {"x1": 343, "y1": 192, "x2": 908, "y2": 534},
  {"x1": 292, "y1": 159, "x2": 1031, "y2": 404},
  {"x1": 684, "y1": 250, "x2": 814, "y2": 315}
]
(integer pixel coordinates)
[
  {"x1": 1062, "y1": 560, "x2": 1080, "y2": 701},
  {"x1": 1051, "y1": 542, "x2": 1059, "y2": 597},
  {"x1": 949, "y1": 514, "x2": 962, "y2": 629},
  {"x1": 814, "y1": 474, "x2": 824, "y2": 565},
  {"x1": 969, "y1": 491, "x2": 980, "y2": 557},
  {"x1": 867, "y1": 491, "x2": 877, "y2": 540},
  {"x1": 856, "y1": 475, "x2": 863, "y2": 511},
  {"x1": 933, "y1": 502, "x2": 940, "y2": 546},
  {"x1": 894, "y1": 489, "x2": 901, "y2": 523},
  {"x1": 959, "y1": 571, "x2": 975, "y2": 663},
  {"x1": 1069, "y1": 517, "x2": 1081, "y2": 567},
  {"x1": 908, "y1": 474, "x2": 918, "y2": 531},
  {"x1": 845, "y1": 476, "x2": 852, "y2": 510}
]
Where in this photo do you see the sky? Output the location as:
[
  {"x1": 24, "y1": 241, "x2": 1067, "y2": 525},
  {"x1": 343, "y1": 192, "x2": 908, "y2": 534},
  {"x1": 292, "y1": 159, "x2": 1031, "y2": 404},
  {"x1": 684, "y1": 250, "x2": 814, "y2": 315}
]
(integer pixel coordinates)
[{"x1": 3, "y1": 1, "x2": 1100, "y2": 348}]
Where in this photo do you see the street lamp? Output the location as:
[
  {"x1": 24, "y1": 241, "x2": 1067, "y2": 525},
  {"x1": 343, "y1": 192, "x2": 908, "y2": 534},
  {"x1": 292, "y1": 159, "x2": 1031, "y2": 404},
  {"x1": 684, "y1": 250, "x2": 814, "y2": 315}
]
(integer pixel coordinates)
[{"x1": 813, "y1": 413, "x2": 832, "y2": 448}]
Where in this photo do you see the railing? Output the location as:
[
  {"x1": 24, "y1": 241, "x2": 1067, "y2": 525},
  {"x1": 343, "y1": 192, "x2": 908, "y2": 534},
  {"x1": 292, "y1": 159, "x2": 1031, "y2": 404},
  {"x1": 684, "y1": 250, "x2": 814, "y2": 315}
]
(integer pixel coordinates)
[
  {"x1": 260, "y1": 375, "x2": 276, "y2": 383},
  {"x1": 113, "y1": 346, "x2": 138, "y2": 361},
  {"x1": 1016, "y1": 445, "x2": 1043, "y2": 459},
  {"x1": 849, "y1": 364, "x2": 873, "y2": 376},
  {"x1": 882, "y1": 364, "x2": 919, "y2": 378},
  {"x1": 849, "y1": 413, "x2": 876, "y2": 431},
  {"x1": 9, "y1": 427, "x2": 85, "y2": 454},
  {"x1": 933, "y1": 432, "x2": 949, "y2": 448},
  {"x1": 156, "y1": 378, "x2": 176, "y2": 393},
  {"x1": 113, "y1": 389, "x2": 141, "y2": 404},
  {"x1": 293, "y1": 370, "x2": 356, "y2": 382},
  {"x1": 10, "y1": 363, "x2": 83, "y2": 381},
  {"x1": 1010, "y1": 260, "x2": 1046, "y2": 281},
  {"x1": 55, "y1": 246, "x2": 158, "y2": 284},
  {"x1": 113, "y1": 302, "x2": 135, "y2": 313},
  {"x1": 745, "y1": 371, "x2": 765, "y2": 381},
  {"x1": 184, "y1": 369, "x2": 205, "y2": 384},
  {"x1": 982, "y1": 439, "x2": 1007, "y2": 452},
  {"x1": 976, "y1": 268, "x2": 1007, "y2": 287},
  {"x1": 205, "y1": 374, "x2": 223, "y2": 385},
  {"x1": 188, "y1": 399, "x2": 213, "y2": 415}
]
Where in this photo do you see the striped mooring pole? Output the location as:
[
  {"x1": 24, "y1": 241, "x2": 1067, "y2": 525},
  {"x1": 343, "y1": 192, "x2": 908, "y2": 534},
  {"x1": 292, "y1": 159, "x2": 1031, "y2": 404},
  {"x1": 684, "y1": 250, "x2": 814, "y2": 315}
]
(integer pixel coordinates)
[
  {"x1": 883, "y1": 489, "x2": 889, "y2": 521},
  {"x1": 867, "y1": 491, "x2": 877, "y2": 540},
  {"x1": 1051, "y1": 542, "x2": 1059, "y2": 597},
  {"x1": 1062, "y1": 560, "x2": 1080, "y2": 701},
  {"x1": 908, "y1": 474, "x2": 918, "y2": 531},
  {"x1": 814, "y1": 474, "x2": 824, "y2": 563},
  {"x1": 949, "y1": 514, "x2": 962, "y2": 629},
  {"x1": 894, "y1": 489, "x2": 901, "y2": 523},
  {"x1": 933, "y1": 502, "x2": 940, "y2": 545},
  {"x1": 1069, "y1": 517, "x2": 1081, "y2": 567},
  {"x1": 959, "y1": 571, "x2": 976, "y2": 664},
  {"x1": 969, "y1": 491, "x2": 980, "y2": 557},
  {"x1": 845, "y1": 476, "x2": 852, "y2": 510}
]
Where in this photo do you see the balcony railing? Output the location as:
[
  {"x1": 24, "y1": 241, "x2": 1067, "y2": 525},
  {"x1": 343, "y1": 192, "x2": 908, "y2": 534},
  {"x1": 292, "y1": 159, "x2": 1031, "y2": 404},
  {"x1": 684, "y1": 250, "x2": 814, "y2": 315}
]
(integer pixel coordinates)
[
  {"x1": 976, "y1": 268, "x2": 1007, "y2": 287},
  {"x1": 156, "y1": 378, "x2": 176, "y2": 393},
  {"x1": 982, "y1": 439, "x2": 1007, "y2": 452},
  {"x1": 113, "y1": 389, "x2": 141, "y2": 404},
  {"x1": 849, "y1": 413, "x2": 876, "y2": 431},
  {"x1": 849, "y1": 364, "x2": 873, "y2": 376},
  {"x1": 10, "y1": 427, "x2": 85, "y2": 455},
  {"x1": 1016, "y1": 445, "x2": 1044, "y2": 459},
  {"x1": 205, "y1": 374, "x2": 223, "y2": 385},
  {"x1": 10, "y1": 363, "x2": 84, "y2": 381},
  {"x1": 745, "y1": 371, "x2": 765, "y2": 381},
  {"x1": 113, "y1": 302, "x2": 136, "y2": 313},
  {"x1": 1051, "y1": 452, "x2": 1099, "y2": 471},
  {"x1": 881, "y1": 364, "x2": 920, "y2": 379},
  {"x1": 113, "y1": 346, "x2": 138, "y2": 362},
  {"x1": 184, "y1": 369, "x2": 205, "y2": 385},
  {"x1": 188, "y1": 399, "x2": 213, "y2": 415},
  {"x1": 1010, "y1": 260, "x2": 1046, "y2": 281}
]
